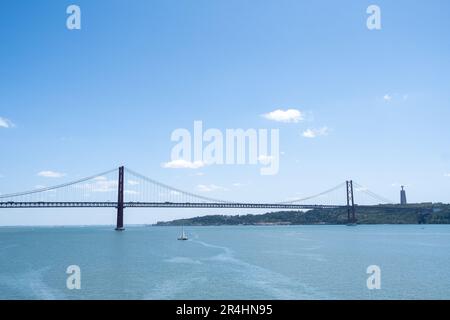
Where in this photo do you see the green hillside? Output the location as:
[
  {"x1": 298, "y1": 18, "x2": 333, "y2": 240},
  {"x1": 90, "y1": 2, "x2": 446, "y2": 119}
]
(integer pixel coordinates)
[{"x1": 155, "y1": 204, "x2": 450, "y2": 226}]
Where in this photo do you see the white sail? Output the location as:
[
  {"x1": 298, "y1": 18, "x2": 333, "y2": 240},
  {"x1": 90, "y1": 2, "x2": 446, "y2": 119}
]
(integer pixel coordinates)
[{"x1": 178, "y1": 226, "x2": 188, "y2": 240}]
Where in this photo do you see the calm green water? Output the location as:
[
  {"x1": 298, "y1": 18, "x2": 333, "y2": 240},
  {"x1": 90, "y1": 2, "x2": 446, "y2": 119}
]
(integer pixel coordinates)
[{"x1": 1, "y1": 225, "x2": 450, "y2": 300}]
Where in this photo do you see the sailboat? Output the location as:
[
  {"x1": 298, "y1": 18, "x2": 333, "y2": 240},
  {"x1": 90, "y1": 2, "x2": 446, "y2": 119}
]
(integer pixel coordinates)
[{"x1": 177, "y1": 225, "x2": 188, "y2": 241}]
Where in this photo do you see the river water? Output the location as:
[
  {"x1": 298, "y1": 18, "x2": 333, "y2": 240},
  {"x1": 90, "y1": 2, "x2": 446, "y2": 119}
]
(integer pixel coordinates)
[{"x1": 0, "y1": 225, "x2": 449, "y2": 299}]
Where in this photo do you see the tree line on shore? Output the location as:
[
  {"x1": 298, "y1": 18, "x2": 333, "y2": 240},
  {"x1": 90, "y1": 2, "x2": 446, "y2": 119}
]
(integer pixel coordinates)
[{"x1": 155, "y1": 204, "x2": 450, "y2": 226}]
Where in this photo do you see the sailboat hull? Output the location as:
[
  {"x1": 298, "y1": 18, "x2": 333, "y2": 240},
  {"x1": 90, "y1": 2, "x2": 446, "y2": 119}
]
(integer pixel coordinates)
[{"x1": 178, "y1": 226, "x2": 188, "y2": 240}]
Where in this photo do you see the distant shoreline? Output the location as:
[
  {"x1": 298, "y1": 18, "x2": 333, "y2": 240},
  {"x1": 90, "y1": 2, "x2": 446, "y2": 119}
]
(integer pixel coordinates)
[
  {"x1": 155, "y1": 205, "x2": 450, "y2": 226},
  {"x1": 1, "y1": 222, "x2": 450, "y2": 229},
  {"x1": 1, "y1": 204, "x2": 450, "y2": 228}
]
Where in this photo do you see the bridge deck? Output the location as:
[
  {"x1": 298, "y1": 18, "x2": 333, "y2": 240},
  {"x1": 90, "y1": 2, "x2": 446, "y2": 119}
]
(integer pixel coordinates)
[
  {"x1": 0, "y1": 202, "x2": 340, "y2": 209},
  {"x1": 0, "y1": 201, "x2": 422, "y2": 210}
]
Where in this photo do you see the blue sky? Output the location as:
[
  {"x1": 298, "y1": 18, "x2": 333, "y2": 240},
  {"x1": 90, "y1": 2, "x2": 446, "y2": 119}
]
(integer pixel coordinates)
[{"x1": 1, "y1": 0, "x2": 450, "y2": 225}]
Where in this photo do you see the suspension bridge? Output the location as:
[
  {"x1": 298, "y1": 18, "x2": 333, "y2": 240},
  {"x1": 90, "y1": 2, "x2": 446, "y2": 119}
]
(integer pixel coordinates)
[{"x1": 0, "y1": 166, "x2": 416, "y2": 230}]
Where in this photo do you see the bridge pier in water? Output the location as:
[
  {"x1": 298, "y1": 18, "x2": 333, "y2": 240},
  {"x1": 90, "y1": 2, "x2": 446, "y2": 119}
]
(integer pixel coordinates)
[
  {"x1": 346, "y1": 180, "x2": 357, "y2": 224},
  {"x1": 115, "y1": 166, "x2": 125, "y2": 231}
]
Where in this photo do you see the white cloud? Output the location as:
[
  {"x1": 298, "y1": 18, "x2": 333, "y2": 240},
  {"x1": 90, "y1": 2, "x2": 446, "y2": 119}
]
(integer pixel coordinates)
[
  {"x1": 232, "y1": 182, "x2": 250, "y2": 188},
  {"x1": 127, "y1": 180, "x2": 139, "y2": 186},
  {"x1": 125, "y1": 190, "x2": 139, "y2": 195},
  {"x1": 37, "y1": 171, "x2": 66, "y2": 178},
  {"x1": 190, "y1": 172, "x2": 205, "y2": 177},
  {"x1": 162, "y1": 159, "x2": 206, "y2": 169},
  {"x1": 302, "y1": 129, "x2": 316, "y2": 138},
  {"x1": 0, "y1": 117, "x2": 14, "y2": 128},
  {"x1": 197, "y1": 184, "x2": 227, "y2": 192},
  {"x1": 258, "y1": 155, "x2": 274, "y2": 165},
  {"x1": 444, "y1": 173, "x2": 450, "y2": 178},
  {"x1": 302, "y1": 127, "x2": 329, "y2": 138},
  {"x1": 262, "y1": 109, "x2": 304, "y2": 123},
  {"x1": 382, "y1": 93, "x2": 410, "y2": 102},
  {"x1": 77, "y1": 177, "x2": 117, "y2": 193}
]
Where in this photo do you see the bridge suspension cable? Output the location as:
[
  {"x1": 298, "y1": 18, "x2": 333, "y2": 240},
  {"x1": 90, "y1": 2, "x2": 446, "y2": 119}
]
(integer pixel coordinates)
[
  {"x1": 0, "y1": 168, "x2": 118, "y2": 200},
  {"x1": 0, "y1": 166, "x2": 395, "y2": 207},
  {"x1": 276, "y1": 182, "x2": 347, "y2": 205},
  {"x1": 353, "y1": 182, "x2": 394, "y2": 205},
  {"x1": 124, "y1": 168, "x2": 230, "y2": 204},
  {"x1": 0, "y1": 165, "x2": 416, "y2": 231}
]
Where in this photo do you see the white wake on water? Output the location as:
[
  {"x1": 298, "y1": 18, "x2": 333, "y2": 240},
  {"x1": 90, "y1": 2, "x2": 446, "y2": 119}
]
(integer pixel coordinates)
[
  {"x1": 0, "y1": 267, "x2": 64, "y2": 300},
  {"x1": 191, "y1": 239, "x2": 329, "y2": 299}
]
